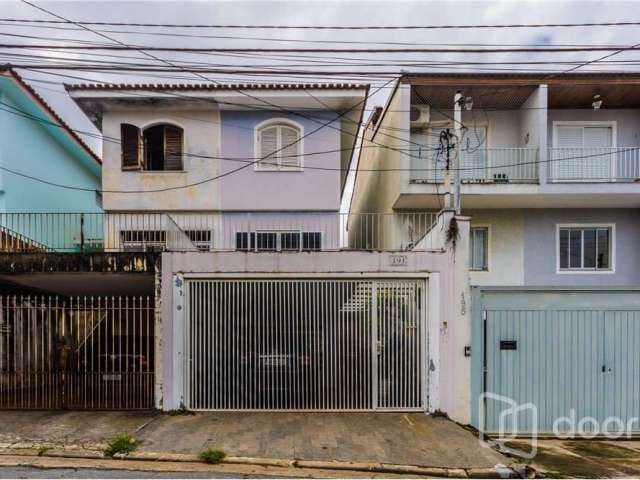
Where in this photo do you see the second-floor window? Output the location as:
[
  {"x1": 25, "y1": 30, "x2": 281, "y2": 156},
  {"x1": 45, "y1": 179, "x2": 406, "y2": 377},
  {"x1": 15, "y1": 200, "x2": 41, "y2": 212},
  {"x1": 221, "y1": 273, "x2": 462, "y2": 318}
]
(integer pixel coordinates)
[
  {"x1": 557, "y1": 225, "x2": 613, "y2": 272},
  {"x1": 255, "y1": 120, "x2": 302, "y2": 170},
  {"x1": 121, "y1": 123, "x2": 184, "y2": 171}
]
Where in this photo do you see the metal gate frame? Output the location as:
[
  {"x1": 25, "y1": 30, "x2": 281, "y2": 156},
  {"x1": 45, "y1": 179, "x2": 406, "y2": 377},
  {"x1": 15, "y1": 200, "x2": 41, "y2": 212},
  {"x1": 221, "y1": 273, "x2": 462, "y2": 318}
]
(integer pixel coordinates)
[
  {"x1": 0, "y1": 295, "x2": 155, "y2": 410},
  {"x1": 173, "y1": 273, "x2": 430, "y2": 412},
  {"x1": 473, "y1": 286, "x2": 640, "y2": 435}
]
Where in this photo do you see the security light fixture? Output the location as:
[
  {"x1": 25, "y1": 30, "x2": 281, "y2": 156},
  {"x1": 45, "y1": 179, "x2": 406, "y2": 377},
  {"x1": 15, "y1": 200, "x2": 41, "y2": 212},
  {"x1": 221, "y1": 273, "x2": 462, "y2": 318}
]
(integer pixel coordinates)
[
  {"x1": 464, "y1": 96, "x2": 474, "y2": 111},
  {"x1": 592, "y1": 94, "x2": 603, "y2": 110}
]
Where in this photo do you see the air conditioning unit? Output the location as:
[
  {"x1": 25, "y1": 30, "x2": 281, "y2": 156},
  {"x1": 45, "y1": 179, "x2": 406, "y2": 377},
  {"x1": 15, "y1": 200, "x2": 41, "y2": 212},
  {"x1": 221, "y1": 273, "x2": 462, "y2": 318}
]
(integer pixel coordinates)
[{"x1": 410, "y1": 105, "x2": 430, "y2": 128}]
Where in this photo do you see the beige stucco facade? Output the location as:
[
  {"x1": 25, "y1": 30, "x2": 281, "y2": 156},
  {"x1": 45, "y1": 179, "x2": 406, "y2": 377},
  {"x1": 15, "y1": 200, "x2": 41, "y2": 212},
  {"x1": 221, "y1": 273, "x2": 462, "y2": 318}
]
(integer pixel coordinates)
[{"x1": 101, "y1": 109, "x2": 222, "y2": 211}]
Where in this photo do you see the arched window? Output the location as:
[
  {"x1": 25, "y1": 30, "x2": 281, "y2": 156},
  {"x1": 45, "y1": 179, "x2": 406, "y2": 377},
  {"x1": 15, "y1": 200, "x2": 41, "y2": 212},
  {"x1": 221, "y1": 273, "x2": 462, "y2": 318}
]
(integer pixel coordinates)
[
  {"x1": 255, "y1": 120, "x2": 302, "y2": 170},
  {"x1": 121, "y1": 123, "x2": 183, "y2": 171}
]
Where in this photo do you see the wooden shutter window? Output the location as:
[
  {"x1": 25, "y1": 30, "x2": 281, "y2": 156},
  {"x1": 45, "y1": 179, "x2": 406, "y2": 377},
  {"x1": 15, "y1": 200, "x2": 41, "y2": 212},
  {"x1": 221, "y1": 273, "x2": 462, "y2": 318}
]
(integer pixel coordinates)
[
  {"x1": 164, "y1": 125, "x2": 184, "y2": 171},
  {"x1": 121, "y1": 123, "x2": 141, "y2": 170}
]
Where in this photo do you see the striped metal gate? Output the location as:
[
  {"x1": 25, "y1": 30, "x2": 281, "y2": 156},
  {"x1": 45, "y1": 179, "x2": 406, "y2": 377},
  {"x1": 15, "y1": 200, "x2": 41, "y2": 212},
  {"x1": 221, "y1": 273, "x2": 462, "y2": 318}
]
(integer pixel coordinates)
[
  {"x1": 484, "y1": 308, "x2": 640, "y2": 434},
  {"x1": 184, "y1": 279, "x2": 425, "y2": 411},
  {"x1": 0, "y1": 295, "x2": 154, "y2": 410}
]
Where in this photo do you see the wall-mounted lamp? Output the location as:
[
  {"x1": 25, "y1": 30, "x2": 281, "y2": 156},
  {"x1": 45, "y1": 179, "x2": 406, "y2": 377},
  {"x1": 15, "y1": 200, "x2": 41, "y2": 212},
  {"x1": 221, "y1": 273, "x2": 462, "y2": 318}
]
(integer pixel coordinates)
[
  {"x1": 464, "y1": 96, "x2": 474, "y2": 111},
  {"x1": 592, "y1": 94, "x2": 603, "y2": 110}
]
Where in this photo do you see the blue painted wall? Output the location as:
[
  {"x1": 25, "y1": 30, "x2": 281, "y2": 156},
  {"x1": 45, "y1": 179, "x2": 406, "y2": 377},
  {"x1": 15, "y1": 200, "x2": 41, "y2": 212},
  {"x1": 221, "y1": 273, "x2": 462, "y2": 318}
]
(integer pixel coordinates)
[
  {"x1": 523, "y1": 209, "x2": 640, "y2": 286},
  {"x1": 0, "y1": 80, "x2": 101, "y2": 213}
]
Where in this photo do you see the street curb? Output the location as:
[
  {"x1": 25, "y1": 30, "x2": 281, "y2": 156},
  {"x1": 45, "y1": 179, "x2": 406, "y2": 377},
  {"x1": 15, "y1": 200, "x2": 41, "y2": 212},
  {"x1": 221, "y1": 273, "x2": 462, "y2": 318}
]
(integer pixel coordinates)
[{"x1": 0, "y1": 446, "x2": 528, "y2": 478}]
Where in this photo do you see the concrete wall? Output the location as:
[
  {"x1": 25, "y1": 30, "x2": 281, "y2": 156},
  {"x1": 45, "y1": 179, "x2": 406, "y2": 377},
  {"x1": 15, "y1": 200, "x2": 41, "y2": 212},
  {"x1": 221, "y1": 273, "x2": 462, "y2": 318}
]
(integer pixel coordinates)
[
  {"x1": 157, "y1": 215, "x2": 474, "y2": 425},
  {"x1": 101, "y1": 109, "x2": 221, "y2": 211},
  {"x1": 351, "y1": 83, "x2": 409, "y2": 217},
  {"x1": 0, "y1": 91, "x2": 101, "y2": 213},
  {"x1": 219, "y1": 111, "x2": 341, "y2": 211},
  {"x1": 467, "y1": 208, "x2": 640, "y2": 287},
  {"x1": 523, "y1": 208, "x2": 640, "y2": 286},
  {"x1": 468, "y1": 210, "x2": 524, "y2": 286}
]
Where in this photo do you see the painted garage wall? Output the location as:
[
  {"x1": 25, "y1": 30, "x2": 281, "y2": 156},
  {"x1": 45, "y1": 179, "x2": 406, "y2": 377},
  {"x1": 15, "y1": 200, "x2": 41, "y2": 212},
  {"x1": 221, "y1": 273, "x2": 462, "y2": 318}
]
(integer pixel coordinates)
[
  {"x1": 468, "y1": 209, "x2": 524, "y2": 287},
  {"x1": 219, "y1": 110, "x2": 341, "y2": 211},
  {"x1": 523, "y1": 208, "x2": 640, "y2": 286}
]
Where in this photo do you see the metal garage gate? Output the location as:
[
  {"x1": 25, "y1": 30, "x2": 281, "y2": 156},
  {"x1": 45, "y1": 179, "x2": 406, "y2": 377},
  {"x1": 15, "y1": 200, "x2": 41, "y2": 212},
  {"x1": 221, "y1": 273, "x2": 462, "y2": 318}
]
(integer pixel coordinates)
[
  {"x1": 0, "y1": 295, "x2": 155, "y2": 410},
  {"x1": 477, "y1": 289, "x2": 640, "y2": 435},
  {"x1": 184, "y1": 279, "x2": 425, "y2": 411}
]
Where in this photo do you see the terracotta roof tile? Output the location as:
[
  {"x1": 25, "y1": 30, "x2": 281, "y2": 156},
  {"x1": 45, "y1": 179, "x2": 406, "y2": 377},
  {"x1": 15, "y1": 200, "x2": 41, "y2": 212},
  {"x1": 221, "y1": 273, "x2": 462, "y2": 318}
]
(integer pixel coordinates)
[{"x1": 64, "y1": 82, "x2": 368, "y2": 92}]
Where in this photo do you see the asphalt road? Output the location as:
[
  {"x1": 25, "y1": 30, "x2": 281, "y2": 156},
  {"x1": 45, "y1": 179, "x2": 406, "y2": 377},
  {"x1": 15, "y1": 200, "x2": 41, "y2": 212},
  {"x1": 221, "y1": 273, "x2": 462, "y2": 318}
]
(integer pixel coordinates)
[{"x1": 0, "y1": 466, "x2": 279, "y2": 479}]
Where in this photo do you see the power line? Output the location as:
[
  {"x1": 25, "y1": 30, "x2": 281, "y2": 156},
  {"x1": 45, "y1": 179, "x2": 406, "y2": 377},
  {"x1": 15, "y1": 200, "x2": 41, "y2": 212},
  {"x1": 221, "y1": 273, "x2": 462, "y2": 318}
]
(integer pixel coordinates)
[
  {"x1": 1, "y1": 98, "x2": 633, "y2": 190},
  {"x1": 1, "y1": 24, "x2": 638, "y2": 49},
  {"x1": 21, "y1": 0, "x2": 439, "y2": 162},
  {"x1": 4, "y1": 44, "x2": 640, "y2": 53},
  {"x1": 1, "y1": 18, "x2": 639, "y2": 29},
  {"x1": 0, "y1": 130, "x2": 631, "y2": 194}
]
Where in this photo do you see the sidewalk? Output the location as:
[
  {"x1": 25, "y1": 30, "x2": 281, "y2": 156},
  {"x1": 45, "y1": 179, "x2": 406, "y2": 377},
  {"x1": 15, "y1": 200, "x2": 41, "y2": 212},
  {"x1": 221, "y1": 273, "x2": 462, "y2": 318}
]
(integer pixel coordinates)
[{"x1": 0, "y1": 411, "x2": 509, "y2": 474}]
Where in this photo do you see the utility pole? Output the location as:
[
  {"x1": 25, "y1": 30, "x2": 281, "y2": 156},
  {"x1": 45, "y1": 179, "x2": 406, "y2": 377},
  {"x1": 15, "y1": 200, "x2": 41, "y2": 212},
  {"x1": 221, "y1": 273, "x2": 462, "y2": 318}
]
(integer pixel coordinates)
[
  {"x1": 453, "y1": 90, "x2": 463, "y2": 214},
  {"x1": 442, "y1": 128, "x2": 452, "y2": 209}
]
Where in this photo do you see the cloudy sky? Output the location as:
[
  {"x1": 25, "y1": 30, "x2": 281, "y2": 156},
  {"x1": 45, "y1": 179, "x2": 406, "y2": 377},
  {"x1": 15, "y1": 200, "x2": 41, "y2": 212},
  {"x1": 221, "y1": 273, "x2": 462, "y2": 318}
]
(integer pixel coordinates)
[{"x1": 1, "y1": 1, "x2": 638, "y2": 162}]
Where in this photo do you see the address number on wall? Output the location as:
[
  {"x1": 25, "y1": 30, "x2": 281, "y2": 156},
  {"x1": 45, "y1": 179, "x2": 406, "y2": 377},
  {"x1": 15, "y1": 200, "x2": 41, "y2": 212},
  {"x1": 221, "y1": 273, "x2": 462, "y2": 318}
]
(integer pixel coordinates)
[{"x1": 389, "y1": 255, "x2": 408, "y2": 267}]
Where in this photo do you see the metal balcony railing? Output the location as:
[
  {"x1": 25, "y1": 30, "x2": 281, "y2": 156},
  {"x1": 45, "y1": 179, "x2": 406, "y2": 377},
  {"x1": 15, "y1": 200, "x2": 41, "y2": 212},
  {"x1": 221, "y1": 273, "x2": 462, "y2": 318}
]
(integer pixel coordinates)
[
  {"x1": 0, "y1": 212, "x2": 441, "y2": 253},
  {"x1": 547, "y1": 147, "x2": 640, "y2": 182},
  {"x1": 411, "y1": 147, "x2": 539, "y2": 184}
]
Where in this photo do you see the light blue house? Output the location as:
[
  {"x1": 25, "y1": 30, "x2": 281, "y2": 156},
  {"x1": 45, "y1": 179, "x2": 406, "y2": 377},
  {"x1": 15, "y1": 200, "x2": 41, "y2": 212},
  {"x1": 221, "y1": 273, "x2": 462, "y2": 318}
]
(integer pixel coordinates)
[
  {"x1": 0, "y1": 68, "x2": 102, "y2": 250},
  {"x1": 0, "y1": 68, "x2": 101, "y2": 212}
]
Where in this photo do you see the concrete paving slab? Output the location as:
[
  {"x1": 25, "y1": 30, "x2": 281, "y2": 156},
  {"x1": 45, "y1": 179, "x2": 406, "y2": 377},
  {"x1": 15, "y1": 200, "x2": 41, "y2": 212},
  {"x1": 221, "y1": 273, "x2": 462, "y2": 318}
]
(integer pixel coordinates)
[{"x1": 0, "y1": 411, "x2": 507, "y2": 469}]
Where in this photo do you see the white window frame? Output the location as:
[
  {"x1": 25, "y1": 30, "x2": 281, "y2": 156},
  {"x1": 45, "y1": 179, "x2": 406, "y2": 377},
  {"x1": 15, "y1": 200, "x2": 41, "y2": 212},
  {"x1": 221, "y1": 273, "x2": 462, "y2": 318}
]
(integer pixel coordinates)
[
  {"x1": 470, "y1": 225, "x2": 491, "y2": 272},
  {"x1": 254, "y1": 118, "x2": 304, "y2": 171},
  {"x1": 235, "y1": 230, "x2": 322, "y2": 252},
  {"x1": 555, "y1": 223, "x2": 616, "y2": 274},
  {"x1": 551, "y1": 121, "x2": 617, "y2": 181}
]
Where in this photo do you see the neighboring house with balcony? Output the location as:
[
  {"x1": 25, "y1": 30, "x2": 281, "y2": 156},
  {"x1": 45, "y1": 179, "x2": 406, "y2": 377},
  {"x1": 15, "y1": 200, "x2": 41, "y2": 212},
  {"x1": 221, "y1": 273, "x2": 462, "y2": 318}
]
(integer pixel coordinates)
[
  {"x1": 0, "y1": 68, "x2": 102, "y2": 251},
  {"x1": 352, "y1": 72, "x2": 640, "y2": 436}
]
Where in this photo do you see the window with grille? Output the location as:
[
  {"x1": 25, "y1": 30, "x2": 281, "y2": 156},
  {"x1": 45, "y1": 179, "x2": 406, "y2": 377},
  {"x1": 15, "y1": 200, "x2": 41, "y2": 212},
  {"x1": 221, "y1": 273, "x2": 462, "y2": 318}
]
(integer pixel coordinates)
[
  {"x1": 470, "y1": 227, "x2": 488, "y2": 271},
  {"x1": 121, "y1": 230, "x2": 166, "y2": 251},
  {"x1": 235, "y1": 231, "x2": 321, "y2": 251},
  {"x1": 184, "y1": 230, "x2": 212, "y2": 251},
  {"x1": 558, "y1": 225, "x2": 613, "y2": 272},
  {"x1": 255, "y1": 121, "x2": 302, "y2": 170}
]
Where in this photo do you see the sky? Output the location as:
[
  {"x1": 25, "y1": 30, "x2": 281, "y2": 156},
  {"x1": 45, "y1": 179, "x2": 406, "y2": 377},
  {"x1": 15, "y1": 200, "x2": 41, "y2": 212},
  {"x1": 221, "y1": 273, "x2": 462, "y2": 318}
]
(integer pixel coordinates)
[{"x1": 1, "y1": 0, "x2": 639, "y2": 206}]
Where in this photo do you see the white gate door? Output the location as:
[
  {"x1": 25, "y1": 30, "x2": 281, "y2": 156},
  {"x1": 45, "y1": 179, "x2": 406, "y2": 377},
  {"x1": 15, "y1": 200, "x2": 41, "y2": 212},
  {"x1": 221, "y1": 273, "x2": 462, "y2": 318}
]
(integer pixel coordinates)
[{"x1": 183, "y1": 279, "x2": 425, "y2": 411}]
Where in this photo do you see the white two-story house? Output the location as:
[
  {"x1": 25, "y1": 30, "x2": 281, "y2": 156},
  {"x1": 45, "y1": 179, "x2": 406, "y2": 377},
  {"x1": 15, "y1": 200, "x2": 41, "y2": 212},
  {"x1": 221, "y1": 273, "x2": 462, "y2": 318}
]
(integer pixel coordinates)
[
  {"x1": 63, "y1": 82, "x2": 469, "y2": 421},
  {"x1": 351, "y1": 72, "x2": 640, "y2": 435}
]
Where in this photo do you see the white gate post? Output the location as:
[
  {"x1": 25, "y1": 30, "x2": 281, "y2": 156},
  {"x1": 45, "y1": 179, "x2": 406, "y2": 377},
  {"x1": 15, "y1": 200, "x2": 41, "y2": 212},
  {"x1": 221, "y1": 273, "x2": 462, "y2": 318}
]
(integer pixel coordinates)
[
  {"x1": 171, "y1": 273, "x2": 185, "y2": 410},
  {"x1": 451, "y1": 215, "x2": 472, "y2": 424}
]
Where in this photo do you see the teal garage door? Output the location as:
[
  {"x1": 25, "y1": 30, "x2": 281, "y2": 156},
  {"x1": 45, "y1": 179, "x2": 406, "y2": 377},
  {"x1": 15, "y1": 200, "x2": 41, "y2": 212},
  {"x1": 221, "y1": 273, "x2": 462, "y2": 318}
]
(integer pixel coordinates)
[{"x1": 473, "y1": 289, "x2": 640, "y2": 435}]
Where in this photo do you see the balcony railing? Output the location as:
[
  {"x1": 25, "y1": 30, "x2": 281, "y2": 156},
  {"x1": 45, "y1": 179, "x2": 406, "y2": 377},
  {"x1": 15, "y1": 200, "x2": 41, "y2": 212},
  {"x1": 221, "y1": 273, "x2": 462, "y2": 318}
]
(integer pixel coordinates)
[
  {"x1": 547, "y1": 147, "x2": 640, "y2": 182},
  {"x1": 0, "y1": 212, "x2": 440, "y2": 253},
  {"x1": 411, "y1": 147, "x2": 539, "y2": 184}
]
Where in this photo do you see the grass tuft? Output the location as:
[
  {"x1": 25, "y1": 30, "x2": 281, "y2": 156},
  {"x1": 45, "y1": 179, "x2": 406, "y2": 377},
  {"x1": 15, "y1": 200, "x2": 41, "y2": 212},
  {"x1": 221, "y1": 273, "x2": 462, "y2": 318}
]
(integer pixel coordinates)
[
  {"x1": 199, "y1": 448, "x2": 227, "y2": 464},
  {"x1": 104, "y1": 433, "x2": 137, "y2": 457},
  {"x1": 37, "y1": 446, "x2": 50, "y2": 457}
]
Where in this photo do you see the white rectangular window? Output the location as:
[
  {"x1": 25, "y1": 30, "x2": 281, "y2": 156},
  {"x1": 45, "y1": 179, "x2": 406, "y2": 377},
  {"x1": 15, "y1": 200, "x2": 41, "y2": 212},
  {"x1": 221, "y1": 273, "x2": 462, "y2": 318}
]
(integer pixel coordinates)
[
  {"x1": 558, "y1": 225, "x2": 613, "y2": 272},
  {"x1": 235, "y1": 231, "x2": 321, "y2": 251},
  {"x1": 470, "y1": 227, "x2": 488, "y2": 271}
]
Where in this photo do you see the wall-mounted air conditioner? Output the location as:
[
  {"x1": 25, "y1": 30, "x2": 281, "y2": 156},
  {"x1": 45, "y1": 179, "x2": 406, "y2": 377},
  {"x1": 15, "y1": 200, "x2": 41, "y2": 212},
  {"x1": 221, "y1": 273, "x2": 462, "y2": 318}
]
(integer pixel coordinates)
[{"x1": 410, "y1": 105, "x2": 430, "y2": 128}]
